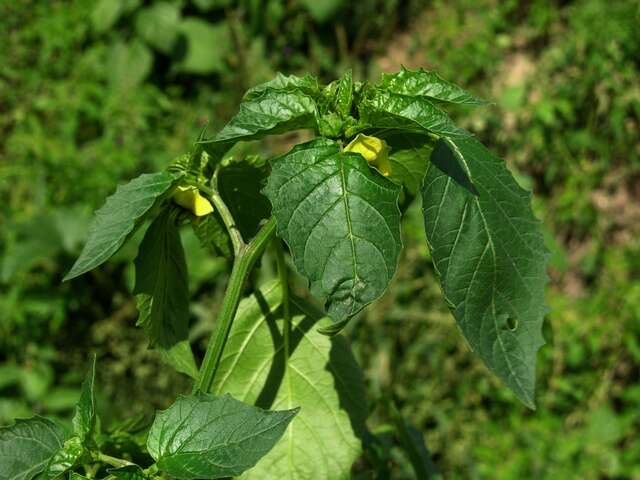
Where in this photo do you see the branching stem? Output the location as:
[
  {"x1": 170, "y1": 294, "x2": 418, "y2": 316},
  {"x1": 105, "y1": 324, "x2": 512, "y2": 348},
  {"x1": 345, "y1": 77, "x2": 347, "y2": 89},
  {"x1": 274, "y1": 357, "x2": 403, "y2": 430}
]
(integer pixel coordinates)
[{"x1": 195, "y1": 217, "x2": 277, "y2": 393}]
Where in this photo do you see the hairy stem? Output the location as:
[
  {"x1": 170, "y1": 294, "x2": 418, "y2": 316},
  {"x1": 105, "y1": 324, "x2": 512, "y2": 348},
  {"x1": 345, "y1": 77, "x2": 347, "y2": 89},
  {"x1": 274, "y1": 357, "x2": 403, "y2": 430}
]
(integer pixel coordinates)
[{"x1": 195, "y1": 217, "x2": 277, "y2": 393}]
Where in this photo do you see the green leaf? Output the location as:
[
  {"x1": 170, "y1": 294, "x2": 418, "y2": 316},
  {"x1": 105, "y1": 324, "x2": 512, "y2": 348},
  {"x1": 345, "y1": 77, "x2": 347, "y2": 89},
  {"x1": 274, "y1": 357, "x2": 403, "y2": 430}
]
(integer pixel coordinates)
[
  {"x1": 176, "y1": 18, "x2": 231, "y2": 74},
  {"x1": 0, "y1": 416, "x2": 65, "y2": 480},
  {"x1": 91, "y1": 0, "x2": 125, "y2": 33},
  {"x1": 386, "y1": 133, "x2": 433, "y2": 196},
  {"x1": 72, "y1": 357, "x2": 97, "y2": 446},
  {"x1": 108, "y1": 465, "x2": 147, "y2": 480},
  {"x1": 380, "y1": 67, "x2": 489, "y2": 105},
  {"x1": 263, "y1": 139, "x2": 402, "y2": 323},
  {"x1": 135, "y1": 2, "x2": 181, "y2": 54},
  {"x1": 212, "y1": 281, "x2": 367, "y2": 479},
  {"x1": 147, "y1": 393, "x2": 298, "y2": 479},
  {"x1": 157, "y1": 339, "x2": 199, "y2": 379},
  {"x1": 358, "y1": 87, "x2": 470, "y2": 138},
  {"x1": 64, "y1": 171, "x2": 180, "y2": 281},
  {"x1": 108, "y1": 40, "x2": 153, "y2": 92},
  {"x1": 134, "y1": 210, "x2": 195, "y2": 375},
  {"x1": 218, "y1": 159, "x2": 271, "y2": 240},
  {"x1": 69, "y1": 473, "x2": 90, "y2": 480},
  {"x1": 192, "y1": 213, "x2": 233, "y2": 258},
  {"x1": 335, "y1": 69, "x2": 354, "y2": 118},
  {"x1": 41, "y1": 436, "x2": 84, "y2": 479},
  {"x1": 200, "y1": 89, "x2": 318, "y2": 161},
  {"x1": 243, "y1": 73, "x2": 321, "y2": 101},
  {"x1": 421, "y1": 137, "x2": 549, "y2": 408},
  {"x1": 391, "y1": 403, "x2": 441, "y2": 479},
  {"x1": 300, "y1": 0, "x2": 344, "y2": 22}
]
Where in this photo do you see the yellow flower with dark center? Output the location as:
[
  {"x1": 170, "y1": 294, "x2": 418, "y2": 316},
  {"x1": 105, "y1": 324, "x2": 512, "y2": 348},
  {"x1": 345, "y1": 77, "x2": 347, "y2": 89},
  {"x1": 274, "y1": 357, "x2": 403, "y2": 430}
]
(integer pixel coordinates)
[
  {"x1": 344, "y1": 133, "x2": 391, "y2": 176},
  {"x1": 173, "y1": 186, "x2": 214, "y2": 217}
]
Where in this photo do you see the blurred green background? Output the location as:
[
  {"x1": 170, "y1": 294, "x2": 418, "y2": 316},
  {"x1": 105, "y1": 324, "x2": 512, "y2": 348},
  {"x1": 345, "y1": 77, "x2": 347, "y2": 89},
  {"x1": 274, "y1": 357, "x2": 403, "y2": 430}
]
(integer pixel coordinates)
[{"x1": 1, "y1": 0, "x2": 639, "y2": 478}]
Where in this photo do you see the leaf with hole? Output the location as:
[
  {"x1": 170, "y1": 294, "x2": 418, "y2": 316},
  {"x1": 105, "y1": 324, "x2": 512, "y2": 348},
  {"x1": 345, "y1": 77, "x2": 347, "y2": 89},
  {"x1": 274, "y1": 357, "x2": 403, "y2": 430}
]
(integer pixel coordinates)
[{"x1": 421, "y1": 137, "x2": 549, "y2": 408}]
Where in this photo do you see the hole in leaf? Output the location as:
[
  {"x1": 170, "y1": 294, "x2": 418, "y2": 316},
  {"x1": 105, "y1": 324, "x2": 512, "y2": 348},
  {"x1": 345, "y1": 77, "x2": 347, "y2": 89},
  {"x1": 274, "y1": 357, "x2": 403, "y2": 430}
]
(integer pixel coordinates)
[{"x1": 506, "y1": 316, "x2": 518, "y2": 331}]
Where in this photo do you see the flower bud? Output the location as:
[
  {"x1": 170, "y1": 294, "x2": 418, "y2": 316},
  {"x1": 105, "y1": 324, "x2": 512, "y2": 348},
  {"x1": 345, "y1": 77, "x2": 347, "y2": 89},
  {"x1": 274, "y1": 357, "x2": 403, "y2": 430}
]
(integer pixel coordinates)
[
  {"x1": 344, "y1": 134, "x2": 391, "y2": 176},
  {"x1": 173, "y1": 186, "x2": 214, "y2": 217}
]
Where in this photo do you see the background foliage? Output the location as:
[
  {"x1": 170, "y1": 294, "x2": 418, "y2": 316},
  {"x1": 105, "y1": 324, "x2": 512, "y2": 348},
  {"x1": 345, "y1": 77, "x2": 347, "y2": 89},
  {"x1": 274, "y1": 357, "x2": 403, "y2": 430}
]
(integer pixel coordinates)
[{"x1": 1, "y1": 0, "x2": 639, "y2": 478}]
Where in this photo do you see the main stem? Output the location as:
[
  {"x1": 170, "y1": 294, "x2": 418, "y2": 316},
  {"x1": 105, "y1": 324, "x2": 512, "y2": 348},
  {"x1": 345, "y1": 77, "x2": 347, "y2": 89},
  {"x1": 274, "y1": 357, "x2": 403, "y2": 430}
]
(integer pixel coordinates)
[{"x1": 195, "y1": 217, "x2": 277, "y2": 393}]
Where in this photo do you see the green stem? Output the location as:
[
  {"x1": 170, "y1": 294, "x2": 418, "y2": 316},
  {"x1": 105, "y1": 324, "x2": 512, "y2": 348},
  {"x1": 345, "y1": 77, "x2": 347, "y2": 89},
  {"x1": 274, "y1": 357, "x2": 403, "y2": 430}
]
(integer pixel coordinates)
[
  {"x1": 197, "y1": 183, "x2": 244, "y2": 256},
  {"x1": 195, "y1": 217, "x2": 277, "y2": 393},
  {"x1": 97, "y1": 453, "x2": 134, "y2": 468}
]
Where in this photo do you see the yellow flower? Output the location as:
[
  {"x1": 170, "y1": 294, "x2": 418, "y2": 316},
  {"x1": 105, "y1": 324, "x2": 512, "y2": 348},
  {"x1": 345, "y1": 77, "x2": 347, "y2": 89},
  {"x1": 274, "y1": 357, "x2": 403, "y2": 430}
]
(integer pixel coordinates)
[
  {"x1": 344, "y1": 133, "x2": 392, "y2": 176},
  {"x1": 173, "y1": 186, "x2": 214, "y2": 217}
]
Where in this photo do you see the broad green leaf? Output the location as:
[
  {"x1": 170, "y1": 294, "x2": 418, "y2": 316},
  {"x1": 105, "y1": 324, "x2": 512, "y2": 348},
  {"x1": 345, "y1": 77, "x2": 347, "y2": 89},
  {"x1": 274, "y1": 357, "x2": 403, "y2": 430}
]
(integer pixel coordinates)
[
  {"x1": 243, "y1": 73, "x2": 321, "y2": 101},
  {"x1": 421, "y1": 137, "x2": 549, "y2": 408},
  {"x1": 108, "y1": 465, "x2": 147, "y2": 480},
  {"x1": 147, "y1": 393, "x2": 298, "y2": 479},
  {"x1": 335, "y1": 69, "x2": 354, "y2": 118},
  {"x1": 213, "y1": 281, "x2": 367, "y2": 479},
  {"x1": 135, "y1": 2, "x2": 181, "y2": 54},
  {"x1": 0, "y1": 416, "x2": 65, "y2": 480},
  {"x1": 385, "y1": 133, "x2": 433, "y2": 196},
  {"x1": 381, "y1": 67, "x2": 489, "y2": 105},
  {"x1": 358, "y1": 87, "x2": 470, "y2": 138},
  {"x1": 200, "y1": 89, "x2": 318, "y2": 161},
  {"x1": 218, "y1": 159, "x2": 271, "y2": 240},
  {"x1": 134, "y1": 210, "x2": 195, "y2": 376},
  {"x1": 41, "y1": 436, "x2": 84, "y2": 479},
  {"x1": 72, "y1": 357, "x2": 97, "y2": 445},
  {"x1": 263, "y1": 138, "x2": 402, "y2": 322},
  {"x1": 64, "y1": 171, "x2": 180, "y2": 281},
  {"x1": 176, "y1": 18, "x2": 231, "y2": 74}
]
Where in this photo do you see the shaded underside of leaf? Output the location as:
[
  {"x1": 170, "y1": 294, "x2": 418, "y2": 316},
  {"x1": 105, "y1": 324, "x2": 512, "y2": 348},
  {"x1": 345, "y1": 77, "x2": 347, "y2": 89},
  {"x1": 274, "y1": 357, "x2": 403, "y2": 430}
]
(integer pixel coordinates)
[
  {"x1": 218, "y1": 160, "x2": 272, "y2": 240},
  {"x1": 213, "y1": 281, "x2": 367, "y2": 480},
  {"x1": 64, "y1": 171, "x2": 181, "y2": 281},
  {"x1": 421, "y1": 137, "x2": 549, "y2": 408},
  {"x1": 263, "y1": 138, "x2": 402, "y2": 323},
  {"x1": 385, "y1": 133, "x2": 434, "y2": 196},
  {"x1": 133, "y1": 209, "x2": 196, "y2": 377},
  {"x1": 147, "y1": 392, "x2": 298, "y2": 479}
]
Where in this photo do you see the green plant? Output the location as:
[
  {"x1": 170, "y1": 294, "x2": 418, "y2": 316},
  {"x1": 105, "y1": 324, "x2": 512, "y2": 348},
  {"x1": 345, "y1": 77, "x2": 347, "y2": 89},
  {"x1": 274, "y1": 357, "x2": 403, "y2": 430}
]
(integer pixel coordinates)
[{"x1": 0, "y1": 67, "x2": 548, "y2": 478}]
